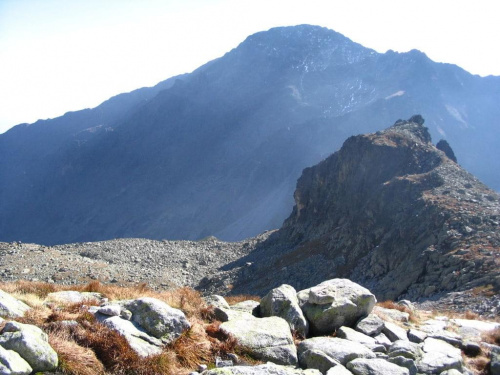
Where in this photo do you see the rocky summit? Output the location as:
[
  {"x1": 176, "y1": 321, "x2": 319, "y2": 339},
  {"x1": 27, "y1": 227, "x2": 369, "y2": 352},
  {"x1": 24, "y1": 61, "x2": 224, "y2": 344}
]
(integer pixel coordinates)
[{"x1": 201, "y1": 116, "x2": 499, "y2": 311}]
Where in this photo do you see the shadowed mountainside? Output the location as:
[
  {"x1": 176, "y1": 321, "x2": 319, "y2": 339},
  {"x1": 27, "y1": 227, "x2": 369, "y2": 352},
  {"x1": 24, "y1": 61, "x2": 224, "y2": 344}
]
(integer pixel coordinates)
[{"x1": 1, "y1": 25, "x2": 500, "y2": 245}]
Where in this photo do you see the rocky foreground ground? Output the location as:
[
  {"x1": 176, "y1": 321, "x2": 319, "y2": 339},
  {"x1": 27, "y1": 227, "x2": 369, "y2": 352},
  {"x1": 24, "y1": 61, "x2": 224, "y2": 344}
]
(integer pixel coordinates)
[{"x1": 0, "y1": 278, "x2": 499, "y2": 374}]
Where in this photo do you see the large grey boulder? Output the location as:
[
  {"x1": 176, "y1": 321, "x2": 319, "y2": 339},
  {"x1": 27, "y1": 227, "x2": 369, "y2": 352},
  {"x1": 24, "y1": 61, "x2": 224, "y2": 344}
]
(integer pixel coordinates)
[
  {"x1": 347, "y1": 358, "x2": 409, "y2": 375},
  {"x1": 261, "y1": 284, "x2": 309, "y2": 337},
  {"x1": 220, "y1": 315, "x2": 297, "y2": 365},
  {"x1": 0, "y1": 322, "x2": 58, "y2": 372},
  {"x1": 417, "y1": 338, "x2": 463, "y2": 374},
  {"x1": 298, "y1": 279, "x2": 376, "y2": 336},
  {"x1": 298, "y1": 337, "x2": 375, "y2": 366},
  {"x1": 0, "y1": 345, "x2": 32, "y2": 375},
  {"x1": 355, "y1": 314, "x2": 385, "y2": 337},
  {"x1": 121, "y1": 297, "x2": 190, "y2": 343},
  {"x1": 100, "y1": 315, "x2": 163, "y2": 357},
  {"x1": 202, "y1": 363, "x2": 321, "y2": 374},
  {"x1": 0, "y1": 290, "x2": 30, "y2": 318}
]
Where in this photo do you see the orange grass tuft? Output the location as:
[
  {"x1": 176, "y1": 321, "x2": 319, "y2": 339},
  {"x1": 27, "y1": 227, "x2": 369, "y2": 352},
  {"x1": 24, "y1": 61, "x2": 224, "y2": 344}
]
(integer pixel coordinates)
[
  {"x1": 225, "y1": 294, "x2": 261, "y2": 305},
  {"x1": 49, "y1": 330, "x2": 105, "y2": 375}
]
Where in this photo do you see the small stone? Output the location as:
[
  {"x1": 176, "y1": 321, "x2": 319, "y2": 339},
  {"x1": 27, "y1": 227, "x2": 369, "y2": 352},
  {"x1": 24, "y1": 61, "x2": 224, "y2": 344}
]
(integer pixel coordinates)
[
  {"x1": 408, "y1": 329, "x2": 427, "y2": 343},
  {"x1": 198, "y1": 364, "x2": 208, "y2": 372}
]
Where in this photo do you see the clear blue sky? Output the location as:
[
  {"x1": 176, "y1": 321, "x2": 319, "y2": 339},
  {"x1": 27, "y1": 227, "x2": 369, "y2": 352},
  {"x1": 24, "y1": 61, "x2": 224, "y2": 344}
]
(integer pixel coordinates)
[{"x1": 1, "y1": 0, "x2": 499, "y2": 134}]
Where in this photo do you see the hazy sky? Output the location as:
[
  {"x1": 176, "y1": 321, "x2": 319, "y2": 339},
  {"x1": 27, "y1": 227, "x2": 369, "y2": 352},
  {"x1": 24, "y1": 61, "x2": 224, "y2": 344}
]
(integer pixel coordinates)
[{"x1": 1, "y1": 0, "x2": 499, "y2": 134}]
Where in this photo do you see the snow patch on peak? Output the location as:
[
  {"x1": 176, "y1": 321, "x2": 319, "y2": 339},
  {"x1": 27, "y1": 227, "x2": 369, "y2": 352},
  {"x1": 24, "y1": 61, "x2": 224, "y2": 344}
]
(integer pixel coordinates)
[{"x1": 385, "y1": 90, "x2": 405, "y2": 100}]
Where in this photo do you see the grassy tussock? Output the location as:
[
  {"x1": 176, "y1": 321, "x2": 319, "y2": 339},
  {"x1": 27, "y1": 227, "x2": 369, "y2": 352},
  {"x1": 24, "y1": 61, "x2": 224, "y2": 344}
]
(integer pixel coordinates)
[
  {"x1": 482, "y1": 327, "x2": 500, "y2": 346},
  {"x1": 49, "y1": 330, "x2": 105, "y2": 375}
]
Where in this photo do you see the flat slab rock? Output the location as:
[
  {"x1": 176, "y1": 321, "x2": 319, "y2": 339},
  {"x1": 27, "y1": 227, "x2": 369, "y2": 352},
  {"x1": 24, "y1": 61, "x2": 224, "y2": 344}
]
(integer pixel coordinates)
[
  {"x1": 347, "y1": 358, "x2": 410, "y2": 375},
  {"x1": 201, "y1": 363, "x2": 321, "y2": 374},
  {"x1": 220, "y1": 315, "x2": 297, "y2": 366},
  {"x1": 298, "y1": 337, "x2": 376, "y2": 366},
  {"x1": 417, "y1": 338, "x2": 463, "y2": 374}
]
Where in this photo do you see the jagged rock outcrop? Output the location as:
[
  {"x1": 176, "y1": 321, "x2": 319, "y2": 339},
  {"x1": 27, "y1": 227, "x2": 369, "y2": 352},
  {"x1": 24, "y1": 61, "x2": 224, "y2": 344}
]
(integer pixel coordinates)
[{"x1": 222, "y1": 116, "x2": 500, "y2": 303}]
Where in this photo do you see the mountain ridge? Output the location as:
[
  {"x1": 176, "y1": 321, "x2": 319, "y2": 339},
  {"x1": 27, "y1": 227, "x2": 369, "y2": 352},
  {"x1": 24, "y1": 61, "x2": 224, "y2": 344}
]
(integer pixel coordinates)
[{"x1": 1, "y1": 25, "x2": 500, "y2": 245}]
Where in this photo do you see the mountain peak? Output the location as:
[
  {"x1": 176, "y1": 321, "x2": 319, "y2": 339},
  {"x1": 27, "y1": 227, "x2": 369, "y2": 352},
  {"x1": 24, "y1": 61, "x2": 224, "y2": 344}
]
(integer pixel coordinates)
[{"x1": 386, "y1": 114, "x2": 432, "y2": 144}]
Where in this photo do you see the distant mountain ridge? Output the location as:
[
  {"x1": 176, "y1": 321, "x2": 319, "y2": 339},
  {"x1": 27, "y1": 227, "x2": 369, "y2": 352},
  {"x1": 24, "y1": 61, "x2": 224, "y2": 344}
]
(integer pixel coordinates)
[{"x1": 1, "y1": 25, "x2": 500, "y2": 245}]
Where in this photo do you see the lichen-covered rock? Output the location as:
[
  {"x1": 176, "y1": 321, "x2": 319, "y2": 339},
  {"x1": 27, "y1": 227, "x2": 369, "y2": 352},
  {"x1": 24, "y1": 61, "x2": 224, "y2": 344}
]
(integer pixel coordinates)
[
  {"x1": 0, "y1": 322, "x2": 58, "y2": 372},
  {"x1": 0, "y1": 290, "x2": 30, "y2": 318},
  {"x1": 220, "y1": 316, "x2": 297, "y2": 365},
  {"x1": 100, "y1": 315, "x2": 163, "y2": 357},
  {"x1": 230, "y1": 300, "x2": 260, "y2": 317},
  {"x1": 121, "y1": 297, "x2": 190, "y2": 343},
  {"x1": 298, "y1": 279, "x2": 376, "y2": 335},
  {"x1": 417, "y1": 338, "x2": 463, "y2": 374},
  {"x1": 202, "y1": 362, "x2": 321, "y2": 374},
  {"x1": 260, "y1": 284, "x2": 309, "y2": 337},
  {"x1": 298, "y1": 337, "x2": 375, "y2": 366},
  {"x1": 0, "y1": 345, "x2": 32, "y2": 375},
  {"x1": 347, "y1": 358, "x2": 409, "y2": 375}
]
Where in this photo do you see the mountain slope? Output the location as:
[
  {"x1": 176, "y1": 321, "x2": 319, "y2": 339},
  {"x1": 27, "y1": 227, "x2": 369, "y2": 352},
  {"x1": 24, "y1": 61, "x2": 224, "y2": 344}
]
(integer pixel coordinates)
[
  {"x1": 220, "y1": 116, "x2": 500, "y2": 301},
  {"x1": 1, "y1": 25, "x2": 500, "y2": 245}
]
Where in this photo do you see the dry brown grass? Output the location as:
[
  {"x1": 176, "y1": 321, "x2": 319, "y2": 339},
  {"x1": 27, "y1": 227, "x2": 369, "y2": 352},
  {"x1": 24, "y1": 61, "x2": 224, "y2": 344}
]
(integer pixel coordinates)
[
  {"x1": 376, "y1": 300, "x2": 417, "y2": 323},
  {"x1": 170, "y1": 319, "x2": 212, "y2": 369},
  {"x1": 463, "y1": 353, "x2": 490, "y2": 375},
  {"x1": 0, "y1": 281, "x2": 267, "y2": 374},
  {"x1": 482, "y1": 327, "x2": 500, "y2": 346},
  {"x1": 225, "y1": 294, "x2": 261, "y2": 305},
  {"x1": 49, "y1": 330, "x2": 105, "y2": 375}
]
